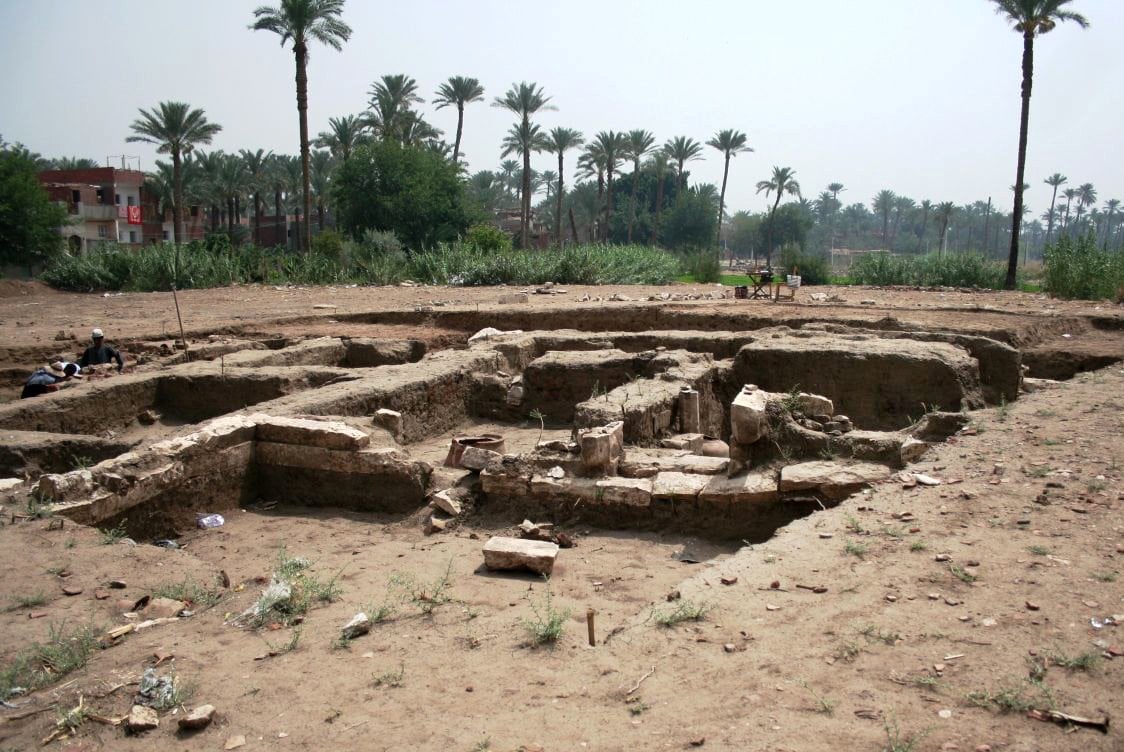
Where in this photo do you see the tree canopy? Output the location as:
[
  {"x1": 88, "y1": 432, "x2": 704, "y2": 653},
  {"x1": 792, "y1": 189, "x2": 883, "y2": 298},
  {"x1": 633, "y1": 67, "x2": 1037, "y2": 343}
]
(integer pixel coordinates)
[
  {"x1": 0, "y1": 147, "x2": 68, "y2": 268},
  {"x1": 332, "y1": 141, "x2": 478, "y2": 248}
]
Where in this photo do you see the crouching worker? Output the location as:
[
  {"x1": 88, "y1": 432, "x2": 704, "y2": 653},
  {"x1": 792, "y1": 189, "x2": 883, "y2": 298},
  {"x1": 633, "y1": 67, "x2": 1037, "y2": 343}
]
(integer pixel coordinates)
[
  {"x1": 21, "y1": 362, "x2": 82, "y2": 399},
  {"x1": 79, "y1": 328, "x2": 125, "y2": 373}
]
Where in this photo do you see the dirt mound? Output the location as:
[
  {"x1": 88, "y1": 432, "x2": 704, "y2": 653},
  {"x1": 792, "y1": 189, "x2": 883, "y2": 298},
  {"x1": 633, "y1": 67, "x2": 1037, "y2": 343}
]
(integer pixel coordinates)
[{"x1": 0, "y1": 278, "x2": 57, "y2": 298}]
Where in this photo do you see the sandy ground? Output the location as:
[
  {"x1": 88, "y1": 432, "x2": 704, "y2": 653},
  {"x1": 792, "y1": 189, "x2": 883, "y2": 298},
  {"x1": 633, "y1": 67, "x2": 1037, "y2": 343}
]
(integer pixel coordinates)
[{"x1": 0, "y1": 281, "x2": 1121, "y2": 751}]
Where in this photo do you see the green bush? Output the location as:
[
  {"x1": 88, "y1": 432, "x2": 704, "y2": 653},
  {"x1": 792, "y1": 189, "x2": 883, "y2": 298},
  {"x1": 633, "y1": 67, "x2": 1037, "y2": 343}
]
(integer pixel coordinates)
[
  {"x1": 40, "y1": 241, "x2": 682, "y2": 291},
  {"x1": 357, "y1": 229, "x2": 404, "y2": 257},
  {"x1": 848, "y1": 251, "x2": 1007, "y2": 289},
  {"x1": 777, "y1": 245, "x2": 830, "y2": 286},
  {"x1": 1043, "y1": 234, "x2": 1124, "y2": 301},
  {"x1": 464, "y1": 223, "x2": 512, "y2": 253},
  {"x1": 311, "y1": 229, "x2": 345, "y2": 261},
  {"x1": 684, "y1": 248, "x2": 721, "y2": 283}
]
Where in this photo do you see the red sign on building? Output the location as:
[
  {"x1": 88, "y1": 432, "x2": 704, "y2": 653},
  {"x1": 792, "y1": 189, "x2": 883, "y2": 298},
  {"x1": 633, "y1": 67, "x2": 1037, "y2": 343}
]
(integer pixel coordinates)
[{"x1": 127, "y1": 206, "x2": 142, "y2": 225}]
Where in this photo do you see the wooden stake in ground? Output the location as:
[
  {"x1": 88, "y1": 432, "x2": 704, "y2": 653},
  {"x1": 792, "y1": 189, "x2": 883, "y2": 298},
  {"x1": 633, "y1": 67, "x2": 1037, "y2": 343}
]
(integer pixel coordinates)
[
  {"x1": 171, "y1": 246, "x2": 190, "y2": 362},
  {"x1": 586, "y1": 608, "x2": 596, "y2": 647}
]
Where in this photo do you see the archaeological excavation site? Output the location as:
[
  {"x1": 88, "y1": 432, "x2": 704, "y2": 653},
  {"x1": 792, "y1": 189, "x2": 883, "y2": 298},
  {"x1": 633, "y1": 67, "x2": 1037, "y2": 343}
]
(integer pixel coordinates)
[{"x1": 0, "y1": 290, "x2": 1121, "y2": 751}]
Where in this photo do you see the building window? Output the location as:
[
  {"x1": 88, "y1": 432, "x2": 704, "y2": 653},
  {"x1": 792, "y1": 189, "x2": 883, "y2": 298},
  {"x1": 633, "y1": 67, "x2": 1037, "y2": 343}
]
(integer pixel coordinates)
[
  {"x1": 162, "y1": 230, "x2": 170, "y2": 241},
  {"x1": 127, "y1": 195, "x2": 136, "y2": 207},
  {"x1": 119, "y1": 230, "x2": 125, "y2": 242},
  {"x1": 71, "y1": 190, "x2": 81, "y2": 204},
  {"x1": 190, "y1": 206, "x2": 199, "y2": 217},
  {"x1": 115, "y1": 193, "x2": 121, "y2": 205},
  {"x1": 96, "y1": 188, "x2": 105, "y2": 204},
  {"x1": 97, "y1": 225, "x2": 106, "y2": 239},
  {"x1": 129, "y1": 231, "x2": 137, "y2": 243}
]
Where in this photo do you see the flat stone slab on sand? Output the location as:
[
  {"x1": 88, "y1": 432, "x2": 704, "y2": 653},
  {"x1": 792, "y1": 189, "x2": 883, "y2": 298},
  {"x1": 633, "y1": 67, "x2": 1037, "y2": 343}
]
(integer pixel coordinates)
[
  {"x1": 251, "y1": 414, "x2": 370, "y2": 451},
  {"x1": 779, "y1": 461, "x2": 892, "y2": 500},
  {"x1": 482, "y1": 536, "x2": 559, "y2": 575}
]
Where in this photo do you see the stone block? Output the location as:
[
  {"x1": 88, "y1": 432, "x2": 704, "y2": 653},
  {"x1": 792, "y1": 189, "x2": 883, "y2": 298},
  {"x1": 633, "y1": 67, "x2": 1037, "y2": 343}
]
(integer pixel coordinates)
[
  {"x1": 252, "y1": 414, "x2": 370, "y2": 451},
  {"x1": 699, "y1": 472, "x2": 779, "y2": 504},
  {"x1": 731, "y1": 385, "x2": 769, "y2": 445},
  {"x1": 580, "y1": 430, "x2": 613, "y2": 471},
  {"x1": 127, "y1": 704, "x2": 159, "y2": 732},
  {"x1": 652, "y1": 472, "x2": 709, "y2": 501},
  {"x1": 482, "y1": 536, "x2": 559, "y2": 575},
  {"x1": 678, "y1": 387, "x2": 701, "y2": 433},
  {"x1": 373, "y1": 408, "x2": 402, "y2": 439},
  {"x1": 460, "y1": 446, "x2": 503, "y2": 471},
  {"x1": 498, "y1": 292, "x2": 529, "y2": 304},
  {"x1": 661, "y1": 434, "x2": 704, "y2": 453},
  {"x1": 797, "y1": 392, "x2": 834, "y2": 417},
  {"x1": 779, "y1": 461, "x2": 892, "y2": 501},
  {"x1": 594, "y1": 477, "x2": 652, "y2": 507},
  {"x1": 900, "y1": 437, "x2": 929, "y2": 464},
  {"x1": 481, "y1": 467, "x2": 531, "y2": 498}
]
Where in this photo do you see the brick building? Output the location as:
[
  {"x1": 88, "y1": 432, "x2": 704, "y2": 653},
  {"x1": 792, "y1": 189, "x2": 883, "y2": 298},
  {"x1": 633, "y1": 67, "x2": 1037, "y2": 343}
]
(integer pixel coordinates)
[{"x1": 38, "y1": 167, "x2": 205, "y2": 253}]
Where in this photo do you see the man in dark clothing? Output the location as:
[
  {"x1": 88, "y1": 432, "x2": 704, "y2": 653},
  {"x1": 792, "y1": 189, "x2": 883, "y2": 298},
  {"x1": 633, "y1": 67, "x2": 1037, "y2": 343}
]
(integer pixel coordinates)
[
  {"x1": 79, "y1": 328, "x2": 124, "y2": 373},
  {"x1": 22, "y1": 362, "x2": 81, "y2": 399}
]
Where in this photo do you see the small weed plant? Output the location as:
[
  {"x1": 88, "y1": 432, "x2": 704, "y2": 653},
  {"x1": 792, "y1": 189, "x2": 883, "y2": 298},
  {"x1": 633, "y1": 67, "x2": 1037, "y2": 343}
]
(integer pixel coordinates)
[
  {"x1": 652, "y1": 600, "x2": 710, "y2": 627},
  {"x1": 522, "y1": 580, "x2": 571, "y2": 645},
  {"x1": 97, "y1": 522, "x2": 128, "y2": 545}
]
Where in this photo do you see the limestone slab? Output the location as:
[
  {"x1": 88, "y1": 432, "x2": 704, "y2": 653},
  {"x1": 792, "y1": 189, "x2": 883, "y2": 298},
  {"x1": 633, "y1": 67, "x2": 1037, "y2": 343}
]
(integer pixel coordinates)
[
  {"x1": 482, "y1": 536, "x2": 559, "y2": 575},
  {"x1": 651, "y1": 472, "x2": 710, "y2": 501},
  {"x1": 594, "y1": 477, "x2": 652, "y2": 507},
  {"x1": 252, "y1": 414, "x2": 370, "y2": 450},
  {"x1": 779, "y1": 461, "x2": 892, "y2": 500},
  {"x1": 699, "y1": 472, "x2": 779, "y2": 504}
]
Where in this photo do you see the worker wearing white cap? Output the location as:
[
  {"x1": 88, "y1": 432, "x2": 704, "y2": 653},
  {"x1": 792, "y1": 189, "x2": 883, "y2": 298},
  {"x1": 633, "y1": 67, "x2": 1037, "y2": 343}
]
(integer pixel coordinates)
[{"x1": 78, "y1": 327, "x2": 125, "y2": 373}]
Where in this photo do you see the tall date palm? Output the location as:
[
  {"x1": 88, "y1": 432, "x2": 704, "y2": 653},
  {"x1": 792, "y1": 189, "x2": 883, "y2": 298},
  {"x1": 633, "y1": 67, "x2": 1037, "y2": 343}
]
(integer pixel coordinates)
[
  {"x1": 990, "y1": 0, "x2": 1088, "y2": 288},
  {"x1": 755, "y1": 166, "x2": 800, "y2": 267},
  {"x1": 664, "y1": 136, "x2": 703, "y2": 200},
  {"x1": 624, "y1": 130, "x2": 656, "y2": 243},
  {"x1": 127, "y1": 101, "x2": 222, "y2": 245},
  {"x1": 1042, "y1": 172, "x2": 1066, "y2": 245},
  {"x1": 545, "y1": 127, "x2": 584, "y2": 246},
  {"x1": 251, "y1": 0, "x2": 352, "y2": 252},
  {"x1": 493, "y1": 82, "x2": 555, "y2": 247},
  {"x1": 707, "y1": 129, "x2": 752, "y2": 243},
  {"x1": 433, "y1": 76, "x2": 485, "y2": 165}
]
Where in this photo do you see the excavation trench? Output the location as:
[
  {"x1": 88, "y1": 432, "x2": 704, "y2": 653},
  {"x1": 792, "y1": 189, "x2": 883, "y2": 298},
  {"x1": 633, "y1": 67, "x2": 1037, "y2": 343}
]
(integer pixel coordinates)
[{"x1": 0, "y1": 326, "x2": 1006, "y2": 550}]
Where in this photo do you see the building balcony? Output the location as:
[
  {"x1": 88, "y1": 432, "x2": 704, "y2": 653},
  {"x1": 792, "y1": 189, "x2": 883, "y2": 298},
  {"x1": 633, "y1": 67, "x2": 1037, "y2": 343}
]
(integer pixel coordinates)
[{"x1": 76, "y1": 204, "x2": 117, "y2": 220}]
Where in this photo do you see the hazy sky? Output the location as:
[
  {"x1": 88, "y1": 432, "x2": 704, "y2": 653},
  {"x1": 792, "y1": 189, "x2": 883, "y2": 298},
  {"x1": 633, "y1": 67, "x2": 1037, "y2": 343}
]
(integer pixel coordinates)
[{"x1": 2, "y1": 0, "x2": 1120, "y2": 216}]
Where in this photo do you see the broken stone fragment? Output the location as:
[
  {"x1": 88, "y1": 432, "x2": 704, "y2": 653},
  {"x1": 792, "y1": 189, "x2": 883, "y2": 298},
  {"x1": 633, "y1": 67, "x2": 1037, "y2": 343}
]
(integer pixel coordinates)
[
  {"x1": 730, "y1": 386, "x2": 769, "y2": 445},
  {"x1": 424, "y1": 515, "x2": 448, "y2": 535},
  {"x1": 900, "y1": 437, "x2": 929, "y2": 464},
  {"x1": 460, "y1": 446, "x2": 503, "y2": 471},
  {"x1": 796, "y1": 392, "x2": 834, "y2": 417},
  {"x1": 178, "y1": 704, "x2": 216, "y2": 730},
  {"x1": 482, "y1": 536, "x2": 559, "y2": 575},
  {"x1": 372, "y1": 409, "x2": 402, "y2": 440},
  {"x1": 910, "y1": 411, "x2": 969, "y2": 441},
  {"x1": 519, "y1": 519, "x2": 555, "y2": 541},
  {"x1": 137, "y1": 409, "x2": 161, "y2": 426},
  {"x1": 127, "y1": 704, "x2": 159, "y2": 732},
  {"x1": 431, "y1": 489, "x2": 462, "y2": 516},
  {"x1": 341, "y1": 613, "x2": 372, "y2": 639},
  {"x1": 143, "y1": 597, "x2": 187, "y2": 619}
]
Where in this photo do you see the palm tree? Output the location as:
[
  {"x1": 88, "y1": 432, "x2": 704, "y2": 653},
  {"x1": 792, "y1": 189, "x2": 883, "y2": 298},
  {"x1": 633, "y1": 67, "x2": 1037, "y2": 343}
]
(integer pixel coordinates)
[
  {"x1": 278, "y1": 154, "x2": 304, "y2": 249},
  {"x1": 500, "y1": 121, "x2": 549, "y2": 237},
  {"x1": 251, "y1": 0, "x2": 352, "y2": 252},
  {"x1": 267, "y1": 154, "x2": 289, "y2": 246},
  {"x1": 1042, "y1": 172, "x2": 1066, "y2": 245},
  {"x1": 827, "y1": 182, "x2": 845, "y2": 201},
  {"x1": 544, "y1": 127, "x2": 584, "y2": 246},
  {"x1": 624, "y1": 130, "x2": 656, "y2": 243},
  {"x1": 310, "y1": 149, "x2": 333, "y2": 231},
  {"x1": 707, "y1": 129, "x2": 752, "y2": 244},
  {"x1": 367, "y1": 74, "x2": 425, "y2": 142},
  {"x1": 664, "y1": 136, "x2": 704, "y2": 199},
  {"x1": 192, "y1": 149, "x2": 224, "y2": 230},
  {"x1": 990, "y1": 0, "x2": 1089, "y2": 289},
  {"x1": 934, "y1": 201, "x2": 956, "y2": 254},
  {"x1": 1061, "y1": 187, "x2": 1077, "y2": 230},
  {"x1": 917, "y1": 199, "x2": 933, "y2": 251},
  {"x1": 433, "y1": 76, "x2": 485, "y2": 165},
  {"x1": 127, "y1": 102, "x2": 221, "y2": 245},
  {"x1": 240, "y1": 149, "x2": 273, "y2": 244},
  {"x1": 591, "y1": 131, "x2": 627, "y2": 241},
  {"x1": 1102, "y1": 198, "x2": 1120, "y2": 249},
  {"x1": 1074, "y1": 182, "x2": 1096, "y2": 229},
  {"x1": 648, "y1": 151, "x2": 671, "y2": 245},
  {"x1": 315, "y1": 114, "x2": 367, "y2": 161},
  {"x1": 755, "y1": 166, "x2": 800, "y2": 267},
  {"x1": 492, "y1": 82, "x2": 555, "y2": 247},
  {"x1": 891, "y1": 196, "x2": 916, "y2": 247},
  {"x1": 872, "y1": 190, "x2": 896, "y2": 247}
]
